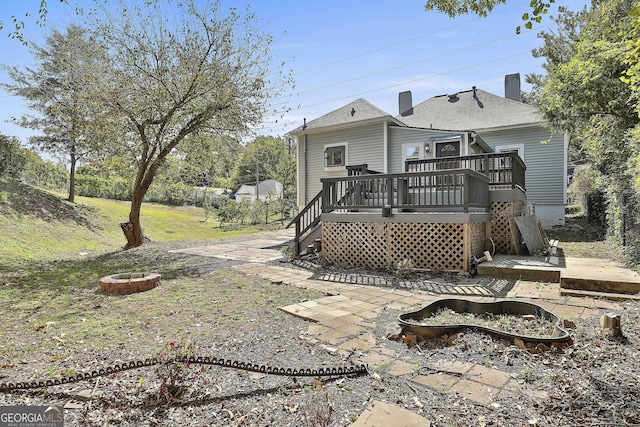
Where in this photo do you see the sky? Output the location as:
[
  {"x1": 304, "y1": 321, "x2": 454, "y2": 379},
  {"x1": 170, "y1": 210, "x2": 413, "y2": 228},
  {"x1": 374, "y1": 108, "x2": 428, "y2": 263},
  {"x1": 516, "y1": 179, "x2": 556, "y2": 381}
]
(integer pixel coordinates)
[{"x1": 0, "y1": 0, "x2": 590, "y2": 146}]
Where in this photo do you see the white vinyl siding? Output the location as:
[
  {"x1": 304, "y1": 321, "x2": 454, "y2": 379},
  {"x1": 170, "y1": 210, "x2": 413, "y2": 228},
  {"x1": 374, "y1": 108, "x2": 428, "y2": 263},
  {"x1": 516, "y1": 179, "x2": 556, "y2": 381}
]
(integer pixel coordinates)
[
  {"x1": 302, "y1": 124, "x2": 385, "y2": 205},
  {"x1": 480, "y1": 126, "x2": 566, "y2": 207}
]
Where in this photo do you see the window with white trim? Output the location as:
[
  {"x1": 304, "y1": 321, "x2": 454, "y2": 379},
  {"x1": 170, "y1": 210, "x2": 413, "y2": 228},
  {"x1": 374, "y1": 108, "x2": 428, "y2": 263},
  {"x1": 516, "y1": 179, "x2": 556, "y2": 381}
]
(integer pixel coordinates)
[
  {"x1": 324, "y1": 144, "x2": 346, "y2": 167},
  {"x1": 496, "y1": 144, "x2": 524, "y2": 167}
]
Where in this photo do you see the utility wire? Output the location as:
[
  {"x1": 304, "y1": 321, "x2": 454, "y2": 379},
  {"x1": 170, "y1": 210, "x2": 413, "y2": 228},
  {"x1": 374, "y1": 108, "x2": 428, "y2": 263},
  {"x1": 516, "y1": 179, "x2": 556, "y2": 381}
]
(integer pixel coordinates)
[
  {"x1": 273, "y1": 23, "x2": 552, "y2": 102},
  {"x1": 291, "y1": 0, "x2": 532, "y2": 77},
  {"x1": 266, "y1": 50, "x2": 532, "y2": 115}
]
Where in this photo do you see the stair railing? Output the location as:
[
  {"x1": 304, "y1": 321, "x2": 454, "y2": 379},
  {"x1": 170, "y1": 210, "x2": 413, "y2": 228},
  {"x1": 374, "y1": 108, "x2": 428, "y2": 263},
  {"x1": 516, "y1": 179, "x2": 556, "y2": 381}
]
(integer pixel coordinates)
[{"x1": 286, "y1": 190, "x2": 323, "y2": 256}]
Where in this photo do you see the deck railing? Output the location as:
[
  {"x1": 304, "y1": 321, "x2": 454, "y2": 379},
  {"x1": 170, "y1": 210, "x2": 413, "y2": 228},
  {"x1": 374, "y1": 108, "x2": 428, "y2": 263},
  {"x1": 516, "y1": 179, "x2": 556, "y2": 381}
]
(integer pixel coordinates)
[
  {"x1": 405, "y1": 152, "x2": 525, "y2": 191},
  {"x1": 346, "y1": 163, "x2": 381, "y2": 176},
  {"x1": 321, "y1": 169, "x2": 490, "y2": 212}
]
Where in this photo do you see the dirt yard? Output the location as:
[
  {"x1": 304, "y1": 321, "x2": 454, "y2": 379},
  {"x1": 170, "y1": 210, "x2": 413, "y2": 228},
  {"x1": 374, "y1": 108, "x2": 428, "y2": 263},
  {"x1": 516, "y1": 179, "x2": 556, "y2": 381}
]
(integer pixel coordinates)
[{"x1": 1, "y1": 227, "x2": 640, "y2": 426}]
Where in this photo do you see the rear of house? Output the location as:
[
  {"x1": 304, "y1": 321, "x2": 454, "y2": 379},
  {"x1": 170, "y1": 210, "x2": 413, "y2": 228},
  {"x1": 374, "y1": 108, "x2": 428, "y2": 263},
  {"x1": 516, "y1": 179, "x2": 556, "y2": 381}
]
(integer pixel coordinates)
[{"x1": 288, "y1": 74, "x2": 568, "y2": 272}]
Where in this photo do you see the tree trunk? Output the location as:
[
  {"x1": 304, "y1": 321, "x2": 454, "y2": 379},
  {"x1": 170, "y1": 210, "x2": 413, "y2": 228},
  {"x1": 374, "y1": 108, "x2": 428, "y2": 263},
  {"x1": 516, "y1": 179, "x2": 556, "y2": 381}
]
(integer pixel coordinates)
[
  {"x1": 68, "y1": 145, "x2": 76, "y2": 203},
  {"x1": 121, "y1": 190, "x2": 145, "y2": 249}
]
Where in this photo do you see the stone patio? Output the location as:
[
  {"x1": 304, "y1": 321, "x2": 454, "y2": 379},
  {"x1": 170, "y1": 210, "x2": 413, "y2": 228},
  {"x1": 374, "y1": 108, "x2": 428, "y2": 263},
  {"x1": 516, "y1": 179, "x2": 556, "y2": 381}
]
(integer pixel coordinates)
[{"x1": 176, "y1": 229, "x2": 632, "y2": 424}]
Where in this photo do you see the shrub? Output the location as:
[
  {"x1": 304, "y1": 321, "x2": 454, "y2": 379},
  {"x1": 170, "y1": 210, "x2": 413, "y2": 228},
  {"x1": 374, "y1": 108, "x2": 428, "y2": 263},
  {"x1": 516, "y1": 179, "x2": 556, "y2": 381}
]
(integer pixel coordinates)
[
  {"x1": 151, "y1": 341, "x2": 204, "y2": 404},
  {"x1": 396, "y1": 258, "x2": 415, "y2": 279},
  {"x1": 215, "y1": 199, "x2": 246, "y2": 227},
  {"x1": 565, "y1": 204, "x2": 584, "y2": 216}
]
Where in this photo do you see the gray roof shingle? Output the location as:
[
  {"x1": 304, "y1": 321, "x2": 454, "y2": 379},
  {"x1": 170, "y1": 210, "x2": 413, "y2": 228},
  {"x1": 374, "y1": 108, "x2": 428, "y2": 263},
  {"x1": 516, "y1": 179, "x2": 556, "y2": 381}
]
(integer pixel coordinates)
[
  {"x1": 289, "y1": 98, "x2": 399, "y2": 133},
  {"x1": 396, "y1": 88, "x2": 540, "y2": 130}
]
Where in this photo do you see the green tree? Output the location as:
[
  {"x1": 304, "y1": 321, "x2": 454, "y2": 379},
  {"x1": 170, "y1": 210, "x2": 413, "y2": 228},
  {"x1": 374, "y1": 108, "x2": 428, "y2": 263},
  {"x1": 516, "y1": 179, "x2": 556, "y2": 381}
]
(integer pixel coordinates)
[
  {"x1": 175, "y1": 133, "x2": 240, "y2": 187},
  {"x1": 74, "y1": 0, "x2": 291, "y2": 248},
  {"x1": 231, "y1": 136, "x2": 291, "y2": 188},
  {"x1": 568, "y1": 164, "x2": 601, "y2": 209},
  {"x1": 423, "y1": 0, "x2": 557, "y2": 33},
  {"x1": 267, "y1": 137, "x2": 296, "y2": 222},
  {"x1": 622, "y1": 6, "x2": 640, "y2": 196},
  {"x1": 20, "y1": 151, "x2": 68, "y2": 191},
  {"x1": 2, "y1": 24, "x2": 111, "y2": 202},
  {"x1": 0, "y1": 134, "x2": 27, "y2": 179},
  {"x1": 531, "y1": 0, "x2": 640, "y2": 257},
  {"x1": 532, "y1": 0, "x2": 638, "y2": 179}
]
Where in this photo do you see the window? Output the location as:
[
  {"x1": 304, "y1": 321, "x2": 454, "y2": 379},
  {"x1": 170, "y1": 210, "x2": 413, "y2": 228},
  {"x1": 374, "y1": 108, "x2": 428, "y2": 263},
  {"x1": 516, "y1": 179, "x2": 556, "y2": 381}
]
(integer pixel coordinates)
[
  {"x1": 435, "y1": 141, "x2": 460, "y2": 158},
  {"x1": 495, "y1": 144, "x2": 524, "y2": 167},
  {"x1": 404, "y1": 145, "x2": 420, "y2": 161},
  {"x1": 324, "y1": 145, "x2": 346, "y2": 167},
  {"x1": 402, "y1": 143, "x2": 424, "y2": 171}
]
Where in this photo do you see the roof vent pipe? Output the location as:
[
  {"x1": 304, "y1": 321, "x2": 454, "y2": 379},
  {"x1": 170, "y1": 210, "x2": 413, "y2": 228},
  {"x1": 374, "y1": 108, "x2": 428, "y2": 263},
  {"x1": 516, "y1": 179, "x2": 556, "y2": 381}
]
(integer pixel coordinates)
[{"x1": 303, "y1": 118, "x2": 307, "y2": 130}]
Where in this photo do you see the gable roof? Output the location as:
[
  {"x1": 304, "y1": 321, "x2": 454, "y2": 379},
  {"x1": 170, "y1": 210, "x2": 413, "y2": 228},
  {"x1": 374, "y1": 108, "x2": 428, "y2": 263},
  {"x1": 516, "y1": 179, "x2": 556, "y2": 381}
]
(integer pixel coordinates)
[
  {"x1": 289, "y1": 98, "x2": 404, "y2": 134},
  {"x1": 235, "y1": 184, "x2": 254, "y2": 196},
  {"x1": 396, "y1": 88, "x2": 540, "y2": 131},
  {"x1": 236, "y1": 179, "x2": 282, "y2": 197},
  {"x1": 257, "y1": 179, "x2": 282, "y2": 196}
]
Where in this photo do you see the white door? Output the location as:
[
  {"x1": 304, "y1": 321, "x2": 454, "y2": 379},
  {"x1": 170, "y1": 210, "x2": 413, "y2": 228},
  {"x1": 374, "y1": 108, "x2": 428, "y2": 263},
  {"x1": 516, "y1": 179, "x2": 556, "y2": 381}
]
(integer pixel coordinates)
[{"x1": 401, "y1": 143, "x2": 423, "y2": 172}]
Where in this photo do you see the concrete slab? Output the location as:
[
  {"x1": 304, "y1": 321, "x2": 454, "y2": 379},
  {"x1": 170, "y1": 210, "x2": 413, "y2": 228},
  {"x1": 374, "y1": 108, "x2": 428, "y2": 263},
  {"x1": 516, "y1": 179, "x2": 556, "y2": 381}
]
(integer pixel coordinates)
[
  {"x1": 467, "y1": 364, "x2": 511, "y2": 387},
  {"x1": 449, "y1": 379, "x2": 498, "y2": 405},
  {"x1": 478, "y1": 256, "x2": 562, "y2": 282},
  {"x1": 480, "y1": 255, "x2": 640, "y2": 299},
  {"x1": 412, "y1": 373, "x2": 461, "y2": 392},
  {"x1": 340, "y1": 336, "x2": 375, "y2": 351},
  {"x1": 561, "y1": 257, "x2": 640, "y2": 294}
]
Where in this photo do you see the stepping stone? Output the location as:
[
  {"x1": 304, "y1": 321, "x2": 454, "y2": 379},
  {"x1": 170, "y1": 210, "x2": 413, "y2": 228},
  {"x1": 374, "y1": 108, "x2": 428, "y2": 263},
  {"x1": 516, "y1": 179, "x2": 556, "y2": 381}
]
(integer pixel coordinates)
[
  {"x1": 350, "y1": 400, "x2": 430, "y2": 427},
  {"x1": 74, "y1": 389, "x2": 93, "y2": 401},
  {"x1": 64, "y1": 401, "x2": 84, "y2": 410}
]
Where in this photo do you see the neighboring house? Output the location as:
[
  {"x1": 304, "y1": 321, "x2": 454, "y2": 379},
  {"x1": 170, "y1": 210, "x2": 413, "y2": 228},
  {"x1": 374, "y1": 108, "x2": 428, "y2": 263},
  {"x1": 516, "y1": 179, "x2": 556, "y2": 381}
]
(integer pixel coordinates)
[
  {"x1": 290, "y1": 74, "x2": 567, "y2": 227},
  {"x1": 193, "y1": 187, "x2": 230, "y2": 198},
  {"x1": 286, "y1": 74, "x2": 567, "y2": 273},
  {"x1": 234, "y1": 179, "x2": 283, "y2": 203}
]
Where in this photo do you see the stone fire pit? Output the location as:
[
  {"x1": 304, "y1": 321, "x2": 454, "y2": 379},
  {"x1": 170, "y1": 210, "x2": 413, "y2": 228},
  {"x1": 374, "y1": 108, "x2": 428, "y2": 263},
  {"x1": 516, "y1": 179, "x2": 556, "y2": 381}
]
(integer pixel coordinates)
[{"x1": 99, "y1": 272, "x2": 160, "y2": 295}]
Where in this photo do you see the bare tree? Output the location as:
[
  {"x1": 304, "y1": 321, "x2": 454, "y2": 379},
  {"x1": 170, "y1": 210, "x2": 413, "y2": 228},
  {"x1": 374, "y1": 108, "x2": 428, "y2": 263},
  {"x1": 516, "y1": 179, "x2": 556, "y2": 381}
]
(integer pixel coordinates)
[{"x1": 76, "y1": 0, "x2": 291, "y2": 248}]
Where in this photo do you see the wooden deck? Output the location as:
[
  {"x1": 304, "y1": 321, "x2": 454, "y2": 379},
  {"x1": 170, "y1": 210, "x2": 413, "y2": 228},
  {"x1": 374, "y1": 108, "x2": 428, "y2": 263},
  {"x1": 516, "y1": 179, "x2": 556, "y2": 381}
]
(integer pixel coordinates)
[{"x1": 289, "y1": 152, "x2": 527, "y2": 261}]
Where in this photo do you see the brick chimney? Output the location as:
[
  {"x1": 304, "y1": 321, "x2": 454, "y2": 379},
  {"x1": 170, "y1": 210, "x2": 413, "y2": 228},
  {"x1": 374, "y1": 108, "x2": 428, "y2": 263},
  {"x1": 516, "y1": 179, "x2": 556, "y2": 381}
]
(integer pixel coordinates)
[
  {"x1": 504, "y1": 73, "x2": 521, "y2": 102},
  {"x1": 399, "y1": 91, "x2": 413, "y2": 116}
]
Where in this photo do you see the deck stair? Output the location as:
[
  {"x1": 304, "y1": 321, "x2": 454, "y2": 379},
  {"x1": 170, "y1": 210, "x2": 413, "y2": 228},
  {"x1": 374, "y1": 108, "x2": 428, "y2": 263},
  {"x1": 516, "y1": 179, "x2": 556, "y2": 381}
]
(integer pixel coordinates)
[
  {"x1": 288, "y1": 164, "x2": 380, "y2": 257},
  {"x1": 287, "y1": 190, "x2": 323, "y2": 257}
]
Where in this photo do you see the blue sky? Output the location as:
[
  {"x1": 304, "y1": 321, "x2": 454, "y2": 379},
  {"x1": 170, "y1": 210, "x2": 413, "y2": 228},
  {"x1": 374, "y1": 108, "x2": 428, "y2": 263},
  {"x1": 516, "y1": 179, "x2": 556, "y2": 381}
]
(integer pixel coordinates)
[{"x1": 0, "y1": 0, "x2": 589, "y2": 145}]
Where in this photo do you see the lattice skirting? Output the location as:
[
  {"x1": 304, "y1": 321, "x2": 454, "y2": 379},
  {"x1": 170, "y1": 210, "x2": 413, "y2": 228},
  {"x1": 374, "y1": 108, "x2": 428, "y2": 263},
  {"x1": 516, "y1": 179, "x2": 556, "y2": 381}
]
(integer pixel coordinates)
[
  {"x1": 490, "y1": 201, "x2": 524, "y2": 254},
  {"x1": 322, "y1": 221, "x2": 487, "y2": 272}
]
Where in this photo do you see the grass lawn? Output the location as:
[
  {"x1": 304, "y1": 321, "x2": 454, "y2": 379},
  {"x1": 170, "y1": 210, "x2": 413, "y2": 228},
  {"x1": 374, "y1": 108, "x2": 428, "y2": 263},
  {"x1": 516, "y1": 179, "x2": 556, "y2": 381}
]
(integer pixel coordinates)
[
  {"x1": 0, "y1": 179, "x2": 317, "y2": 367},
  {"x1": 0, "y1": 180, "x2": 263, "y2": 262}
]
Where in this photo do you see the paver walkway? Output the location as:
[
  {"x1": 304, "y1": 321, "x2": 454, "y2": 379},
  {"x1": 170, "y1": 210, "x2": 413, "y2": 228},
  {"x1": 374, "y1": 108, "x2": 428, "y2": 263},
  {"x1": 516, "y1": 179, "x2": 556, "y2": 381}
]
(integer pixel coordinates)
[{"x1": 176, "y1": 230, "x2": 626, "y2": 420}]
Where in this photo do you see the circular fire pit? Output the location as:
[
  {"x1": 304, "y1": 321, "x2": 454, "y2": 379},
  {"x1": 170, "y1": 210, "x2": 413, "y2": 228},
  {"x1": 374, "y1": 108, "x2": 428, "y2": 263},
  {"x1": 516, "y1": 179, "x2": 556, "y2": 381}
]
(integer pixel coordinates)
[{"x1": 99, "y1": 272, "x2": 160, "y2": 295}]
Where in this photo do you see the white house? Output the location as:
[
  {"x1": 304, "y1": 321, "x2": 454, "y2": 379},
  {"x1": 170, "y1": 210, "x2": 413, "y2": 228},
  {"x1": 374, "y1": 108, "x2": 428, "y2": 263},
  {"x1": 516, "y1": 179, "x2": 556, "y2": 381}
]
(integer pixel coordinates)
[
  {"x1": 290, "y1": 74, "x2": 568, "y2": 227},
  {"x1": 234, "y1": 179, "x2": 283, "y2": 203},
  {"x1": 284, "y1": 74, "x2": 568, "y2": 271}
]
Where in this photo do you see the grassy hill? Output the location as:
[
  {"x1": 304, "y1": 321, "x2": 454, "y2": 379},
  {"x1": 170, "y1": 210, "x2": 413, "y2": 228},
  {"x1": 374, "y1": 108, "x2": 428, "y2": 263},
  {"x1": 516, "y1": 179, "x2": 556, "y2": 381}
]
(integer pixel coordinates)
[{"x1": 0, "y1": 179, "x2": 260, "y2": 262}]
